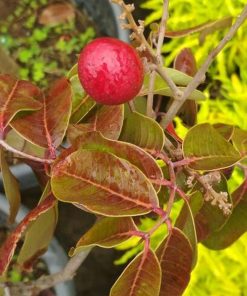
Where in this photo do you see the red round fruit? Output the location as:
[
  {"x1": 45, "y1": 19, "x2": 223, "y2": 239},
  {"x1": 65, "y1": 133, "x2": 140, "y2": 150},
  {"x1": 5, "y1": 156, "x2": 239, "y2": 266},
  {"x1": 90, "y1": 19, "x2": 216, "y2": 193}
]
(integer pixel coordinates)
[{"x1": 78, "y1": 37, "x2": 144, "y2": 105}]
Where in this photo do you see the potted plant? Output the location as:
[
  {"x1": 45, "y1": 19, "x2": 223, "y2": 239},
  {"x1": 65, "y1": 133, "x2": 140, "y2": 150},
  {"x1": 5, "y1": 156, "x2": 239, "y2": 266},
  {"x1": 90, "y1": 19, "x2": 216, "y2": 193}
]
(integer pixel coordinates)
[{"x1": 0, "y1": 0, "x2": 246, "y2": 295}]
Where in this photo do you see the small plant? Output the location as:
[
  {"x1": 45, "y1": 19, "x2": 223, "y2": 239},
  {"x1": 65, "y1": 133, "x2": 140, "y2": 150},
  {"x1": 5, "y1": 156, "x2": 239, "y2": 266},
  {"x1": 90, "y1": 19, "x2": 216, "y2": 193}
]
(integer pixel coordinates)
[{"x1": 0, "y1": 1, "x2": 246, "y2": 296}]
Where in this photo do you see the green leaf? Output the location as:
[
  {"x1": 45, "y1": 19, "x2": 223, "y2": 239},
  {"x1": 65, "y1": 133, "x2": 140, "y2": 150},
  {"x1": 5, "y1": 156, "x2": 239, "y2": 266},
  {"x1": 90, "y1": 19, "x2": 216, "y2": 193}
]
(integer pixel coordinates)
[
  {"x1": 69, "y1": 74, "x2": 95, "y2": 124},
  {"x1": 17, "y1": 183, "x2": 58, "y2": 270},
  {"x1": 51, "y1": 149, "x2": 159, "y2": 216},
  {"x1": 110, "y1": 248, "x2": 161, "y2": 296},
  {"x1": 194, "y1": 174, "x2": 232, "y2": 241},
  {"x1": 141, "y1": 69, "x2": 206, "y2": 101},
  {"x1": 203, "y1": 181, "x2": 247, "y2": 250},
  {"x1": 183, "y1": 123, "x2": 241, "y2": 170},
  {"x1": 156, "y1": 227, "x2": 193, "y2": 296},
  {"x1": 0, "y1": 74, "x2": 42, "y2": 133},
  {"x1": 5, "y1": 129, "x2": 47, "y2": 159},
  {"x1": 11, "y1": 78, "x2": 72, "y2": 156},
  {"x1": 68, "y1": 104, "x2": 124, "y2": 141},
  {"x1": 120, "y1": 111, "x2": 165, "y2": 153},
  {"x1": 175, "y1": 192, "x2": 202, "y2": 267},
  {"x1": 67, "y1": 131, "x2": 163, "y2": 192},
  {"x1": 144, "y1": 67, "x2": 193, "y2": 87},
  {"x1": 70, "y1": 217, "x2": 137, "y2": 255},
  {"x1": 0, "y1": 149, "x2": 21, "y2": 224}
]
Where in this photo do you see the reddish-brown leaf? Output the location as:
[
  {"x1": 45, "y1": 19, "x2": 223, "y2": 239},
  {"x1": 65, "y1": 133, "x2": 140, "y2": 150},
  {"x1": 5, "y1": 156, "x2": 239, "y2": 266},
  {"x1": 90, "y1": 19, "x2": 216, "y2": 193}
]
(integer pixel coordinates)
[
  {"x1": 11, "y1": 78, "x2": 72, "y2": 157},
  {"x1": 51, "y1": 149, "x2": 159, "y2": 217},
  {"x1": 156, "y1": 228, "x2": 193, "y2": 296},
  {"x1": 70, "y1": 217, "x2": 137, "y2": 256},
  {"x1": 0, "y1": 75, "x2": 42, "y2": 134},
  {"x1": 0, "y1": 195, "x2": 56, "y2": 275},
  {"x1": 110, "y1": 248, "x2": 161, "y2": 296},
  {"x1": 67, "y1": 131, "x2": 163, "y2": 192},
  {"x1": 38, "y1": 3, "x2": 75, "y2": 26},
  {"x1": 68, "y1": 104, "x2": 124, "y2": 141},
  {"x1": 0, "y1": 149, "x2": 21, "y2": 224}
]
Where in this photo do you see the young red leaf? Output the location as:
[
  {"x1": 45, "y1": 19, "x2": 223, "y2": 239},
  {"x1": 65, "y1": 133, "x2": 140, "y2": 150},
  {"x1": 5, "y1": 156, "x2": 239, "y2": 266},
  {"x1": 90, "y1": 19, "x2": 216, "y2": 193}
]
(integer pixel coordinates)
[
  {"x1": 120, "y1": 111, "x2": 165, "y2": 153},
  {"x1": 51, "y1": 149, "x2": 159, "y2": 216},
  {"x1": 70, "y1": 217, "x2": 137, "y2": 256},
  {"x1": 0, "y1": 195, "x2": 56, "y2": 275},
  {"x1": 68, "y1": 104, "x2": 124, "y2": 141},
  {"x1": 0, "y1": 149, "x2": 21, "y2": 224},
  {"x1": 67, "y1": 131, "x2": 163, "y2": 192},
  {"x1": 203, "y1": 181, "x2": 247, "y2": 249},
  {"x1": 183, "y1": 123, "x2": 241, "y2": 170},
  {"x1": 17, "y1": 184, "x2": 58, "y2": 270},
  {"x1": 110, "y1": 248, "x2": 161, "y2": 296},
  {"x1": 174, "y1": 48, "x2": 197, "y2": 126},
  {"x1": 11, "y1": 78, "x2": 72, "y2": 157},
  {"x1": 0, "y1": 74, "x2": 42, "y2": 134},
  {"x1": 156, "y1": 228, "x2": 193, "y2": 296}
]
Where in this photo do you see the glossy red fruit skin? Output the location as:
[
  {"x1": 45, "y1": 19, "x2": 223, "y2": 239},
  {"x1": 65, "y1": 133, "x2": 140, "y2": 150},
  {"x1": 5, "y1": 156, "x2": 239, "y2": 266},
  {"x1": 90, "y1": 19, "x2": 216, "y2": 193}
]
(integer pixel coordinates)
[{"x1": 78, "y1": 37, "x2": 144, "y2": 105}]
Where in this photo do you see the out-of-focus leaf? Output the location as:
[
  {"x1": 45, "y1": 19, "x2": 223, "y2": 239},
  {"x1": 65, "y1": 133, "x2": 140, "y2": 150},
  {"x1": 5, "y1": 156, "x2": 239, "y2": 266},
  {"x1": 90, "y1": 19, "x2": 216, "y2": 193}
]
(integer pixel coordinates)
[
  {"x1": 0, "y1": 149, "x2": 20, "y2": 224},
  {"x1": 68, "y1": 131, "x2": 163, "y2": 192},
  {"x1": 0, "y1": 75, "x2": 42, "y2": 134},
  {"x1": 175, "y1": 192, "x2": 202, "y2": 267},
  {"x1": 70, "y1": 217, "x2": 137, "y2": 255},
  {"x1": 164, "y1": 17, "x2": 232, "y2": 40},
  {"x1": 194, "y1": 174, "x2": 232, "y2": 241},
  {"x1": 17, "y1": 183, "x2": 58, "y2": 270},
  {"x1": 69, "y1": 74, "x2": 95, "y2": 124},
  {"x1": 174, "y1": 48, "x2": 197, "y2": 78},
  {"x1": 203, "y1": 180, "x2": 247, "y2": 249},
  {"x1": 156, "y1": 227, "x2": 193, "y2": 296},
  {"x1": 174, "y1": 48, "x2": 197, "y2": 126},
  {"x1": 0, "y1": 195, "x2": 56, "y2": 275},
  {"x1": 51, "y1": 149, "x2": 159, "y2": 216},
  {"x1": 183, "y1": 123, "x2": 241, "y2": 170},
  {"x1": 120, "y1": 111, "x2": 165, "y2": 153},
  {"x1": 124, "y1": 97, "x2": 146, "y2": 118},
  {"x1": 11, "y1": 78, "x2": 72, "y2": 157},
  {"x1": 68, "y1": 104, "x2": 124, "y2": 141},
  {"x1": 110, "y1": 248, "x2": 161, "y2": 296},
  {"x1": 38, "y1": 3, "x2": 75, "y2": 26}
]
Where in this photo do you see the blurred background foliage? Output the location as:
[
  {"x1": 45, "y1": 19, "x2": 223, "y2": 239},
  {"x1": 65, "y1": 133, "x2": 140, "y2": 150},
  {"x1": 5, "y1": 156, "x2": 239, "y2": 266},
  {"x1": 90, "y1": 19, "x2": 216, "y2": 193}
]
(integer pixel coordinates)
[
  {"x1": 117, "y1": 0, "x2": 247, "y2": 295},
  {"x1": 142, "y1": 0, "x2": 247, "y2": 130}
]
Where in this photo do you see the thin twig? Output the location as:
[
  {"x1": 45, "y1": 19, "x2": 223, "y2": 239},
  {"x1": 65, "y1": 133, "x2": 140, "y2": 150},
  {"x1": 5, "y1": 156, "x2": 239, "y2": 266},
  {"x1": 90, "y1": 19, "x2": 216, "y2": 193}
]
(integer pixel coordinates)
[
  {"x1": 4, "y1": 249, "x2": 91, "y2": 296},
  {"x1": 146, "y1": 0, "x2": 170, "y2": 117},
  {"x1": 161, "y1": 4, "x2": 247, "y2": 128}
]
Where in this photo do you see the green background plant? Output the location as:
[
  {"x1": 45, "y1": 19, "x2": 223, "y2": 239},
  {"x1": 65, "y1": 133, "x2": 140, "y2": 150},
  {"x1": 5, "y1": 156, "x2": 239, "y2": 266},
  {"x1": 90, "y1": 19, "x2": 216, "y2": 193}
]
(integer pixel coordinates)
[{"x1": 0, "y1": 0, "x2": 95, "y2": 87}]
